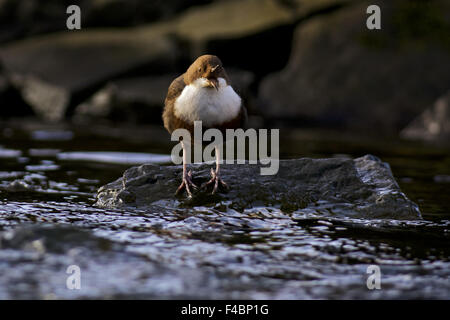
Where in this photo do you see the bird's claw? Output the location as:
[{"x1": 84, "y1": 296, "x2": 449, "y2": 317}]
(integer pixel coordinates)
[
  {"x1": 201, "y1": 168, "x2": 228, "y2": 194},
  {"x1": 175, "y1": 170, "x2": 198, "y2": 198}
]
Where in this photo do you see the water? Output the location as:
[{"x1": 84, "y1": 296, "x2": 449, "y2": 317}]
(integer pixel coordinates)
[{"x1": 0, "y1": 123, "x2": 449, "y2": 299}]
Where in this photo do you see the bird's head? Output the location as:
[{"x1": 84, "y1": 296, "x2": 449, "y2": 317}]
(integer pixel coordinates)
[{"x1": 184, "y1": 55, "x2": 227, "y2": 91}]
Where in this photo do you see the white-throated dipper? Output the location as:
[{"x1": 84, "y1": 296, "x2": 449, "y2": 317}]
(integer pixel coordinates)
[{"x1": 163, "y1": 54, "x2": 247, "y2": 197}]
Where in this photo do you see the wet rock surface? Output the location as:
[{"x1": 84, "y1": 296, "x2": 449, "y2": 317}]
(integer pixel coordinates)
[
  {"x1": 1, "y1": 210, "x2": 448, "y2": 299},
  {"x1": 96, "y1": 155, "x2": 421, "y2": 220}
]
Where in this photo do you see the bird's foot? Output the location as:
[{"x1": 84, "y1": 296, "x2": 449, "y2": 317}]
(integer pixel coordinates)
[
  {"x1": 201, "y1": 168, "x2": 228, "y2": 194},
  {"x1": 175, "y1": 170, "x2": 198, "y2": 198}
]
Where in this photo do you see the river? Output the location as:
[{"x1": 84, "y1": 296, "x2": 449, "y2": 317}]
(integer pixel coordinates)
[{"x1": 0, "y1": 122, "x2": 448, "y2": 299}]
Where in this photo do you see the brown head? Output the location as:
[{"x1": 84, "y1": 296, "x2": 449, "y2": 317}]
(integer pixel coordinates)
[{"x1": 184, "y1": 55, "x2": 229, "y2": 90}]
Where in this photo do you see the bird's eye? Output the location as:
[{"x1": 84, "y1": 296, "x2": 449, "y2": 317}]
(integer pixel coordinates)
[{"x1": 198, "y1": 68, "x2": 202, "y2": 73}]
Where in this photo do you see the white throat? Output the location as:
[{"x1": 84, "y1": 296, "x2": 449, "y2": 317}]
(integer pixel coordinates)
[{"x1": 174, "y1": 77, "x2": 241, "y2": 127}]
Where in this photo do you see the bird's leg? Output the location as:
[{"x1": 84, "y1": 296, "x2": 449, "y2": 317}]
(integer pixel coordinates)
[
  {"x1": 202, "y1": 145, "x2": 228, "y2": 194},
  {"x1": 175, "y1": 141, "x2": 197, "y2": 197}
]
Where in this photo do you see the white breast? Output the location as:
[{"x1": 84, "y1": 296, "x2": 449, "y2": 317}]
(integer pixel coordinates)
[{"x1": 174, "y1": 77, "x2": 241, "y2": 127}]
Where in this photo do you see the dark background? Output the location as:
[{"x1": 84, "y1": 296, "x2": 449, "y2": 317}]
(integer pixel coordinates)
[{"x1": 0, "y1": 0, "x2": 449, "y2": 142}]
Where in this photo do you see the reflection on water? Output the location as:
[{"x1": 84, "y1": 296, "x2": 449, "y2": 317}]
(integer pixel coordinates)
[
  {"x1": 57, "y1": 151, "x2": 172, "y2": 165},
  {"x1": 0, "y1": 124, "x2": 449, "y2": 299}
]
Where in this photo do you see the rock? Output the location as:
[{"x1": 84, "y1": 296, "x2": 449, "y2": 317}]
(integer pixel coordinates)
[
  {"x1": 0, "y1": 72, "x2": 8, "y2": 97},
  {"x1": 0, "y1": 0, "x2": 214, "y2": 43},
  {"x1": 0, "y1": 73, "x2": 34, "y2": 118},
  {"x1": 0, "y1": 0, "x2": 347, "y2": 122},
  {"x1": 173, "y1": 0, "x2": 350, "y2": 75},
  {"x1": 258, "y1": 0, "x2": 450, "y2": 133},
  {"x1": 226, "y1": 68, "x2": 256, "y2": 112},
  {"x1": 73, "y1": 74, "x2": 177, "y2": 124},
  {"x1": 400, "y1": 91, "x2": 450, "y2": 142},
  {"x1": 85, "y1": 0, "x2": 215, "y2": 27},
  {"x1": 0, "y1": 225, "x2": 116, "y2": 254},
  {"x1": 73, "y1": 69, "x2": 255, "y2": 124},
  {"x1": 96, "y1": 155, "x2": 421, "y2": 220},
  {"x1": 0, "y1": 26, "x2": 176, "y2": 121}
]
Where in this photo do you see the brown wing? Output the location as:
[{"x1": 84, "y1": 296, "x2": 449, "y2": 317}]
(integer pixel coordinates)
[{"x1": 162, "y1": 74, "x2": 186, "y2": 134}]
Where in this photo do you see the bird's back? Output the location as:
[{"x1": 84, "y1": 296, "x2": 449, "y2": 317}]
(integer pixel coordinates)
[{"x1": 163, "y1": 74, "x2": 187, "y2": 134}]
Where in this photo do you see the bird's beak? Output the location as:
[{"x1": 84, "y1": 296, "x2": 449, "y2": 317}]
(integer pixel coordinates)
[
  {"x1": 207, "y1": 78, "x2": 219, "y2": 91},
  {"x1": 210, "y1": 65, "x2": 220, "y2": 73}
]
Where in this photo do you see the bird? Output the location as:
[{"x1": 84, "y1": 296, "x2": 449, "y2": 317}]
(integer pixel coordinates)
[{"x1": 162, "y1": 54, "x2": 247, "y2": 197}]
